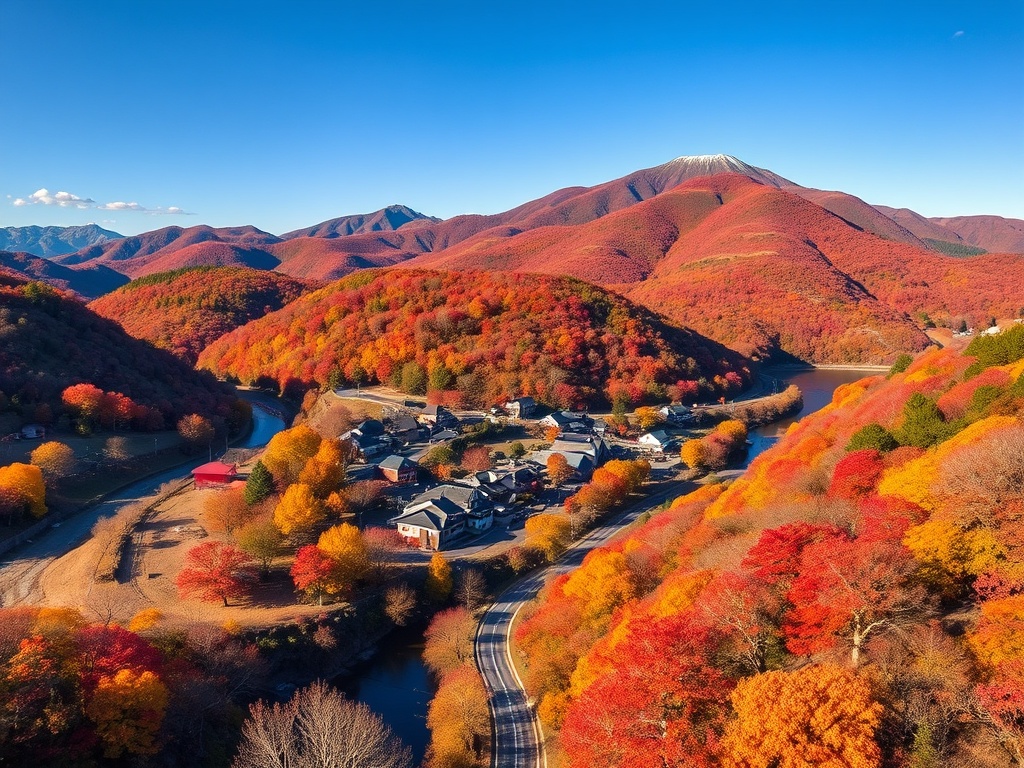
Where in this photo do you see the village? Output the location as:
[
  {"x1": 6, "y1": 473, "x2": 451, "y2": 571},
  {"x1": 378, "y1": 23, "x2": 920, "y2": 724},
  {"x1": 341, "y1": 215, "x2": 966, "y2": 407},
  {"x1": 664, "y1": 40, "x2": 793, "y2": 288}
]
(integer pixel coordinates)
[{"x1": 191, "y1": 391, "x2": 697, "y2": 556}]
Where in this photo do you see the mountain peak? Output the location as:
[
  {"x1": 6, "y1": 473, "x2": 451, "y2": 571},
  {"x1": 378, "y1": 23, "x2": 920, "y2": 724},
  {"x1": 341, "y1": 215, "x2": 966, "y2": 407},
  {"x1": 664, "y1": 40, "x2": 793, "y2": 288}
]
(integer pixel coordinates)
[
  {"x1": 659, "y1": 154, "x2": 798, "y2": 188},
  {"x1": 280, "y1": 205, "x2": 440, "y2": 240}
]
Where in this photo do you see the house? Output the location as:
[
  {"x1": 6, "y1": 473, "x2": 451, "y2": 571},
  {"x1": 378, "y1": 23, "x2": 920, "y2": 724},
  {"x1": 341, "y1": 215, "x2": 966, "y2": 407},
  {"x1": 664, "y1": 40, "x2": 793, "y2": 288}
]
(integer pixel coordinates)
[
  {"x1": 539, "y1": 411, "x2": 593, "y2": 433},
  {"x1": 391, "y1": 497, "x2": 465, "y2": 551},
  {"x1": 500, "y1": 465, "x2": 541, "y2": 494},
  {"x1": 388, "y1": 414, "x2": 422, "y2": 443},
  {"x1": 19, "y1": 424, "x2": 45, "y2": 439},
  {"x1": 504, "y1": 397, "x2": 536, "y2": 419},
  {"x1": 592, "y1": 418, "x2": 608, "y2": 436},
  {"x1": 192, "y1": 461, "x2": 238, "y2": 488},
  {"x1": 659, "y1": 404, "x2": 694, "y2": 425},
  {"x1": 378, "y1": 455, "x2": 418, "y2": 485},
  {"x1": 530, "y1": 449, "x2": 595, "y2": 480},
  {"x1": 405, "y1": 484, "x2": 487, "y2": 514},
  {"x1": 464, "y1": 505, "x2": 494, "y2": 534},
  {"x1": 418, "y1": 404, "x2": 458, "y2": 428},
  {"x1": 347, "y1": 432, "x2": 389, "y2": 461},
  {"x1": 638, "y1": 430, "x2": 675, "y2": 453},
  {"x1": 353, "y1": 419, "x2": 386, "y2": 438},
  {"x1": 552, "y1": 433, "x2": 610, "y2": 463}
]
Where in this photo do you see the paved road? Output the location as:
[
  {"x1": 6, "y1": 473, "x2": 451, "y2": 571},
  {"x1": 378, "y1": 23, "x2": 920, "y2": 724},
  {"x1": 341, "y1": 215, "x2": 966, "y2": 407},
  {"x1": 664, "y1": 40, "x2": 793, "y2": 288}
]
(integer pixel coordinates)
[
  {"x1": 475, "y1": 479, "x2": 691, "y2": 768},
  {"x1": 0, "y1": 401, "x2": 285, "y2": 607}
]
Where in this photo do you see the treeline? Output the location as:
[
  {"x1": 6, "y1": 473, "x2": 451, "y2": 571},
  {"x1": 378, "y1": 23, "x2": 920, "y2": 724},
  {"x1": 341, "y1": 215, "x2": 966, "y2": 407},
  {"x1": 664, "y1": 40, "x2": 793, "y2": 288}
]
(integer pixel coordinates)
[
  {"x1": 198, "y1": 268, "x2": 751, "y2": 409},
  {"x1": 516, "y1": 336, "x2": 1024, "y2": 767}
]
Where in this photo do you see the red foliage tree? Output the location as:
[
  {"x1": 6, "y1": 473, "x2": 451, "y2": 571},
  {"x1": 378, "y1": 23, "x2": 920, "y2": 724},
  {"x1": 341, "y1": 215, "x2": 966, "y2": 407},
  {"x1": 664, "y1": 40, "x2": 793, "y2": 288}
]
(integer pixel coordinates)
[
  {"x1": 560, "y1": 614, "x2": 732, "y2": 768},
  {"x1": 175, "y1": 542, "x2": 255, "y2": 607}
]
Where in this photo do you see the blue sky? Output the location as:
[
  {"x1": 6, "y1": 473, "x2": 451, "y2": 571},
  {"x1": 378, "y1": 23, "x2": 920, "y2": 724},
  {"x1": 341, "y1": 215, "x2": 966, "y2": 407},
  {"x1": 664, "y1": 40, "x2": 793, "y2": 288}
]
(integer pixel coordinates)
[{"x1": 1, "y1": 1, "x2": 1021, "y2": 236}]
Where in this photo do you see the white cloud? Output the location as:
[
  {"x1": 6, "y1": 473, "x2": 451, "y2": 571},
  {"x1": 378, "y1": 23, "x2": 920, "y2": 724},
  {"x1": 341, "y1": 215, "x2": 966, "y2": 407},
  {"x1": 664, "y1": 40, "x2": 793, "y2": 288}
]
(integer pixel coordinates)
[
  {"x1": 10, "y1": 187, "x2": 192, "y2": 215},
  {"x1": 14, "y1": 188, "x2": 96, "y2": 208},
  {"x1": 953, "y1": 30, "x2": 965, "y2": 38}
]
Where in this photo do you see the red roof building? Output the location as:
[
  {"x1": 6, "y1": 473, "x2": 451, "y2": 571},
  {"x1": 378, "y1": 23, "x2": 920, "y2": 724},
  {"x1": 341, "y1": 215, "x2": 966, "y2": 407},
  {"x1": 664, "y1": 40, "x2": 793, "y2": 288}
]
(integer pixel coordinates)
[{"x1": 192, "y1": 461, "x2": 238, "y2": 488}]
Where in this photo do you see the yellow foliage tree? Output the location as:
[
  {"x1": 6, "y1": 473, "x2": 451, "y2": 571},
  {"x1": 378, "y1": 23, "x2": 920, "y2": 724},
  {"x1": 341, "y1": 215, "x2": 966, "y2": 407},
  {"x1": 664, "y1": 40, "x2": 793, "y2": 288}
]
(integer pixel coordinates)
[
  {"x1": 0, "y1": 462, "x2": 47, "y2": 518},
  {"x1": 29, "y1": 441, "x2": 77, "y2": 481},
  {"x1": 127, "y1": 608, "x2": 163, "y2": 633},
  {"x1": 546, "y1": 453, "x2": 574, "y2": 486},
  {"x1": 634, "y1": 406, "x2": 665, "y2": 432},
  {"x1": 562, "y1": 549, "x2": 637, "y2": 630},
  {"x1": 425, "y1": 552, "x2": 453, "y2": 602},
  {"x1": 969, "y1": 595, "x2": 1024, "y2": 671},
  {"x1": 721, "y1": 664, "x2": 883, "y2": 768},
  {"x1": 599, "y1": 458, "x2": 651, "y2": 495},
  {"x1": 298, "y1": 438, "x2": 347, "y2": 498},
  {"x1": 317, "y1": 523, "x2": 370, "y2": 585},
  {"x1": 262, "y1": 424, "x2": 322, "y2": 487},
  {"x1": 680, "y1": 439, "x2": 708, "y2": 469},
  {"x1": 525, "y1": 514, "x2": 572, "y2": 562},
  {"x1": 272, "y1": 483, "x2": 325, "y2": 538},
  {"x1": 716, "y1": 419, "x2": 748, "y2": 442},
  {"x1": 425, "y1": 666, "x2": 490, "y2": 768},
  {"x1": 86, "y1": 669, "x2": 169, "y2": 758}
]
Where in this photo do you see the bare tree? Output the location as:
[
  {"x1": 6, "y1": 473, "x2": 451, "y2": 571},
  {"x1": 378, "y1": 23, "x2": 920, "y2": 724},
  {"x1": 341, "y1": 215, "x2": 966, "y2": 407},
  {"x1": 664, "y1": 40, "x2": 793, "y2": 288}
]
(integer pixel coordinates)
[
  {"x1": 384, "y1": 583, "x2": 417, "y2": 627},
  {"x1": 233, "y1": 680, "x2": 412, "y2": 768},
  {"x1": 455, "y1": 567, "x2": 487, "y2": 611}
]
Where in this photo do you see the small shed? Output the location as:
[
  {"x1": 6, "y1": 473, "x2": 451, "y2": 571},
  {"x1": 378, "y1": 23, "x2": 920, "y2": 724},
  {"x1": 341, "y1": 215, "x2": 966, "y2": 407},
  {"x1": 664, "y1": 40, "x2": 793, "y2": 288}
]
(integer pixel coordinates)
[
  {"x1": 378, "y1": 455, "x2": 418, "y2": 485},
  {"x1": 192, "y1": 461, "x2": 238, "y2": 488}
]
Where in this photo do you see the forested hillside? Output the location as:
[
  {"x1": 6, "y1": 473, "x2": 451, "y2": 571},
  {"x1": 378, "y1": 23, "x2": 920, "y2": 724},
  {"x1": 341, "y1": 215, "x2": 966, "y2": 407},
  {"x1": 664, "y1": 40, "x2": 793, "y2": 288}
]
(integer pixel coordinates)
[
  {"x1": 89, "y1": 267, "x2": 309, "y2": 363},
  {"x1": 199, "y1": 268, "x2": 751, "y2": 408},
  {"x1": 517, "y1": 325, "x2": 1024, "y2": 767},
  {"x1": 0, "y1": 273, "x2": 238, "y2": 430}
]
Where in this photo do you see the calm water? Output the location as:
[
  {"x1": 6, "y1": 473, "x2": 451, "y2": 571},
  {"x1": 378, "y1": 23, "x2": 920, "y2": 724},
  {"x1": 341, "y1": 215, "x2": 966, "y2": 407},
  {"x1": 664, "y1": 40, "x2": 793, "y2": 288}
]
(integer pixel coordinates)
[
  {"x1": 741, "y1": 367, "x2": 880, "y2": 468},
  {"x1": 241, "y1": 403, "x2": 286, "y2": 449},
  {"x1": 340, "y1": 635, "x2": 433, "y2": 764}
]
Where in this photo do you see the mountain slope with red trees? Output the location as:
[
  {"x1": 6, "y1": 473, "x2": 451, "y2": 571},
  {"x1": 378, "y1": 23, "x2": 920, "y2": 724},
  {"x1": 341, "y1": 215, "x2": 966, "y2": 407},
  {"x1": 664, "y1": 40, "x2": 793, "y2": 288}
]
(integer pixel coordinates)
[
  {"x1": 280, "y1": 204, "x2": 441, "y2": 239},
  {"x1": 409, "y1": 174, "x2": 1023, "y2": 362},
  {"x1": 53, "y1": 224, "x2": 284, "y2": 277},
  {"x1": 0, "y1": 250, "x2": 128, "y2": 298},
  {"x1": 0, "y1": 273, "x2": 237, "y2": 429},
  {"x1": 88, "y1": 267, "x2": 310, "y2": 363},
  {"x1": 198, "y1": 268, "x2": 751, "y2": 408},
  {"x1": 516, "y1": 334, "x2": 1024, "y2": 768}
]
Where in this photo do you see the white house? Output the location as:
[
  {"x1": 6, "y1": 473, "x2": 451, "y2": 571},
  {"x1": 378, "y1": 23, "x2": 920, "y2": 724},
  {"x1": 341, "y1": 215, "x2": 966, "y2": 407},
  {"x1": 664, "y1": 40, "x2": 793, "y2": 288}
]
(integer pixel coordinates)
[{"x1": 638, "y1": 430, "x2": 675, "y2": 453}]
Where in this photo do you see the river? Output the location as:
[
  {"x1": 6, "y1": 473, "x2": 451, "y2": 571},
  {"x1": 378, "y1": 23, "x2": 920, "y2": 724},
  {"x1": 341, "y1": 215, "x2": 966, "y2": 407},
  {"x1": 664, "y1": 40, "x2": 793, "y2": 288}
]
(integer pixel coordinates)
[{"x1": 742, "y1": 367, "x2": 880, "y2": 468}]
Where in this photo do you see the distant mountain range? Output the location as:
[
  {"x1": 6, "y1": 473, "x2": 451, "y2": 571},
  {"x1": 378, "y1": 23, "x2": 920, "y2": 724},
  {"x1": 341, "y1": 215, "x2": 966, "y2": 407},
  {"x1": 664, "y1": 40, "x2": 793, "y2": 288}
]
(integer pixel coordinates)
[
  {"x1": 0, "y1": 224, "x2": 123, "y2": 257},
  {"x1": 6, "y1": 154, "x2": 1023, "y2": 364}
]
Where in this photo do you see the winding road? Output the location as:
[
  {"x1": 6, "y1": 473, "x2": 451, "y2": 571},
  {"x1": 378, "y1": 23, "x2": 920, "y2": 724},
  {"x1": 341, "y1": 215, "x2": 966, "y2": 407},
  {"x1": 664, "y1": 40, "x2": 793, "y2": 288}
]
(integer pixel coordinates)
[{"x1": 475, "y1": 479, "x2": 691, "y2": 768}]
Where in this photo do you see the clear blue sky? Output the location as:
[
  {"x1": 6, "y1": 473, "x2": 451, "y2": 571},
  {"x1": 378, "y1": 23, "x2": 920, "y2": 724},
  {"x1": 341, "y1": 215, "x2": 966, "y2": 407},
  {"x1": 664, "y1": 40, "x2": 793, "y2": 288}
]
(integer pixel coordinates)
[{"x1": 1, "y1": 1, "x2": 1021, "y2": 236}]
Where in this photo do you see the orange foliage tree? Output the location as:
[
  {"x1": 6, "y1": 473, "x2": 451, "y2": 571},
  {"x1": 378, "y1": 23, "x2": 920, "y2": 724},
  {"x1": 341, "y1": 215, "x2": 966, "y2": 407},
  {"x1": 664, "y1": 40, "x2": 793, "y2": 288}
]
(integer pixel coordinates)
[
  {"x1": 0, "y1": 462, "x2": 47, "y2": 519},
  {"x1": 721, "y1": 664, "x2": 883, "y2": 768}
]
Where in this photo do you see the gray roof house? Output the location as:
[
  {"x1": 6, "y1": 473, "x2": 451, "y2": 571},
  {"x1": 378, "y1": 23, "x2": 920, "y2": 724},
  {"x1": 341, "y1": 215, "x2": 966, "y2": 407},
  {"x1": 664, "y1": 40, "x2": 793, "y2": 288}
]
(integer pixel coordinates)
[{"x1": 391, "y1": 497, "x2": 465, "y2": 551}]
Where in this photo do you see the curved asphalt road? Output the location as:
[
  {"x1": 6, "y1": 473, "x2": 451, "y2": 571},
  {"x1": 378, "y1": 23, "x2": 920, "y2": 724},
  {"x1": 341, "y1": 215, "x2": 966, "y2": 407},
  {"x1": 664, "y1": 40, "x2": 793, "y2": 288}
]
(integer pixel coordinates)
[{"x1": 475, "y1": 480, "x2": 689, "y2": 768}]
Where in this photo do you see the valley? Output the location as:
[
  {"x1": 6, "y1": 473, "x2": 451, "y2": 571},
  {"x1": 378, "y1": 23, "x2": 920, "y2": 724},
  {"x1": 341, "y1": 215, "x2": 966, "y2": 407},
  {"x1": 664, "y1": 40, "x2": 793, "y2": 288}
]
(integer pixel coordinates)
[{"x1": 1, "y1": 154, "x2": 1022, "y2": 768}]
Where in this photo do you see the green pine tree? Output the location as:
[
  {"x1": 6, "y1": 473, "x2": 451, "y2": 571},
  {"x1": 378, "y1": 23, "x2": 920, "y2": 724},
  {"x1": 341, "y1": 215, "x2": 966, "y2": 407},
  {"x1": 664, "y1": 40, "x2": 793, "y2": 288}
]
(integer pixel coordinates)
[{"x1": 244, "y1": 460, "x2": 275, "y2": 506}]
